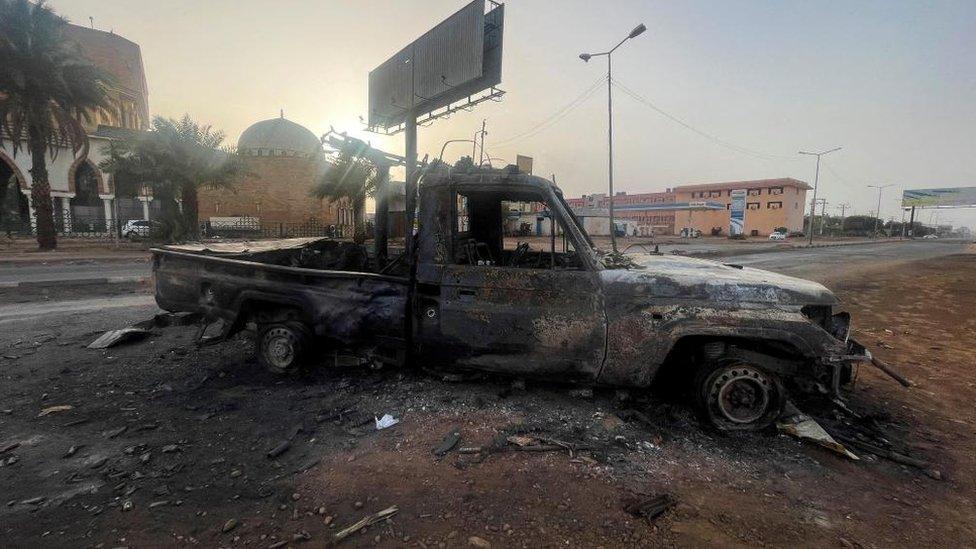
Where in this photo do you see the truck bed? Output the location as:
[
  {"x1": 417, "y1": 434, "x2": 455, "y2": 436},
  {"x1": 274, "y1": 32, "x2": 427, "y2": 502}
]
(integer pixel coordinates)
[{"x1": 152, "y1": 240, "x2": 409, "y2": 351}]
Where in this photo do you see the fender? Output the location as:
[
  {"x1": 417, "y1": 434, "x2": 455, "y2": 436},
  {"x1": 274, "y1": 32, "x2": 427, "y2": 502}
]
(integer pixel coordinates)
[{"x1": 600, "y1": 307, "x2": 842, "y2": 387}]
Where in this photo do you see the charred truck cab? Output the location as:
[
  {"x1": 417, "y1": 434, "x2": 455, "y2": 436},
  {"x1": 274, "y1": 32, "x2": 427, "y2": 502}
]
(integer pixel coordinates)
[{"x1": 151, "y1": 166, "x2": 872, "y2": 431}]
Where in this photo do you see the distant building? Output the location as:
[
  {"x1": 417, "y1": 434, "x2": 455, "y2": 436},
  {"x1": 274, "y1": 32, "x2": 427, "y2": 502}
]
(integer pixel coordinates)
[
  {"x1": 0, "y1": 24, "x2": 151, "y2": 233},
  {"x1": 197, "y1": 115, "x2": 349, "y2": 233},
  {"x1": 565, "y1": 191, "x2": 676, "y2": 236},
  {"x1": 564, "y1": 178, "x2": 809, "y2": 237},
  {"x1": 674, "y1": 178, "x2": 809, "y2": 236}
]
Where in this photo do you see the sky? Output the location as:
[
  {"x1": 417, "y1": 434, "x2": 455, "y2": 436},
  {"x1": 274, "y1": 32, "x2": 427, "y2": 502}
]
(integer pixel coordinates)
[{"x1": 51, "y1": 0, "x2": 976, "y2": 228}]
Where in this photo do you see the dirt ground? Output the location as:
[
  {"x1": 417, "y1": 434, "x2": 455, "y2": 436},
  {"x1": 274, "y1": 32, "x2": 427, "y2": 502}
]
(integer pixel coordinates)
[{"x1": 1, "y1": 250, "x2": 974, "y2": 548}]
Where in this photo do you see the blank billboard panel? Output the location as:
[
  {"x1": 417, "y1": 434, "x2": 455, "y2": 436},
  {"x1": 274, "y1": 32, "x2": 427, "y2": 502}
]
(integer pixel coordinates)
[{"x1": 369, "y1": 0, "x2": 504, "y2": 129}]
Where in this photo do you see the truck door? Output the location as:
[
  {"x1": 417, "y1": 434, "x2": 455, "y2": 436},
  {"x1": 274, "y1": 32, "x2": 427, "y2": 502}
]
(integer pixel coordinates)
[{"x1": 414, "y1": 185, "x2": 607, "y2": 380}]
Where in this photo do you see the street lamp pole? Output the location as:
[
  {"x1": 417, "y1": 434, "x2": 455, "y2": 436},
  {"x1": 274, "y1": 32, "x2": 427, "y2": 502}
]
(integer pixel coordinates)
[
  {"x1": 580, "y1": 23, "x2": 646, "y2": 253},
  {"x1": 867, "y1": 184, "x2": 893, "y2": 238},
  {"x1": 799, "y1": 147, "x2": 841, "y2": 246}
]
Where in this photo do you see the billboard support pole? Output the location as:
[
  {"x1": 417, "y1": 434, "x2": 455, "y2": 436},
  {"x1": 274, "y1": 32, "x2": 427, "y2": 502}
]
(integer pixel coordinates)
[
  {"x1": 404, "y1": 113, "x2": 418, "y2": 266},
  {"x1": 908, "y1": 205, "x2": 916, "y2": 238}
]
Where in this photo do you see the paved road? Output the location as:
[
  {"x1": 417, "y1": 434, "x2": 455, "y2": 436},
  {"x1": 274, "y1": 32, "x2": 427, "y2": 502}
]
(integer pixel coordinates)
[
  {"x1": 719, "y1": 239, "x2": 969, "y2": 277},
  {"x1": 0, "y1": 259, "x2": 149, "y2": 285}
]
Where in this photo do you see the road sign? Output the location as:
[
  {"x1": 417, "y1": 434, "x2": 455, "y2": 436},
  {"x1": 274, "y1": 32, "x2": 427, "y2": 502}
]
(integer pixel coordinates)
[
  {"x1": 730, "y1": 189, "x2": 746, "y2": 236},
  {"x1": 368, "y1": 0, "x2": 504, "y2": 131}
]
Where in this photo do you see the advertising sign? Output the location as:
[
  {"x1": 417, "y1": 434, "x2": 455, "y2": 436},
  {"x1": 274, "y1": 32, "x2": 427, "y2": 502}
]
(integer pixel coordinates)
[
  {"x1": 730, "y1": 189, "x2": 746, "y2": 236},
  {"x1": 902, "y1": 187, "x2": 976, "y2": 208}
]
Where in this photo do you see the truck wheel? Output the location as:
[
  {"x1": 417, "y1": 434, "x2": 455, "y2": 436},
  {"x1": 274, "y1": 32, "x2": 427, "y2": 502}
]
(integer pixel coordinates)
[
  {"x1": 697, "y1": 360, "x2": 784, "y2": 431},
  {"x1": 257, "y1": 321, "x2": 310, "y2": 374}
]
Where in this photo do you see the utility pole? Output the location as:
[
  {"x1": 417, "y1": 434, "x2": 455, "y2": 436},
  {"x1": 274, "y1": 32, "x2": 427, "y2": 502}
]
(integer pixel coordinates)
[
  {"x1": 835, "y1": 202, "x2": 850, "y2": 237},
  {"x1": 818, "y1": 199, "x2": 828, "y2": 235},
  {"x1": 867, "y1": 184, "x2": 893, "y2": 238},
  {"x1": 799, "y1": 147, "x2": 842, "y2": 245},
  {"x1": 580, "y1": 23, "x2": 647, "y2": 253},
  {"x1": 478, "y1": 119, "x2": 487, "y2": 166}
]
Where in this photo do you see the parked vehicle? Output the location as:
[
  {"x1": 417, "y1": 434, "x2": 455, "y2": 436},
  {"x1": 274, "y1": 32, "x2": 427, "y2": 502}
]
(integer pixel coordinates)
[
  {"x1": 769, "y1": 231, "x2": 787, "y2": 241},
  {"x1": 152, "y1": 167, "x2": 872, "y2": 431},
  {"x1": 122, "y1": 219, "x2": 152, "y2": 239}
]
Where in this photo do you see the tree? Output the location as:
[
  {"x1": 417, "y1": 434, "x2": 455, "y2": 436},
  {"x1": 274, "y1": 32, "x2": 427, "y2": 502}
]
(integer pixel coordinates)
[
  {"x1": 310, "y1": 142, "x2": 380, "y2": 237},
  {"x1": 0, "y1": 0, "x2": 110, "y2": 249},
  {"x1": 100, "y1": 115, "x2": 242, "y2": 242},
  {"x1": 453, "y1": 156, "x2": 475, "y2": 172}
]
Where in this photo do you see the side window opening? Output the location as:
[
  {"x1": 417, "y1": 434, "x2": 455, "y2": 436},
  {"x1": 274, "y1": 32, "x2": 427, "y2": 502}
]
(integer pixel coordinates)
[{"x1": 452, "y1": 189, "x2": 582, "y2": 270}]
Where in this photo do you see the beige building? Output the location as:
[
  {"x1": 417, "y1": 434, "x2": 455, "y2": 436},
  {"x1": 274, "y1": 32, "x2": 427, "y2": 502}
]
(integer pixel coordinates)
[{"x1": 673, "y1": 178, "x2": 809, "y2": 236}]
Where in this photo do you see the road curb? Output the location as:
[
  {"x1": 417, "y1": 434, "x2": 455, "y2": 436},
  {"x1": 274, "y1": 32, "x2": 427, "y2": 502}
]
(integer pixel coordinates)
[{"x1": 0, "y1": 276, "x2": 149, "y2": 289}]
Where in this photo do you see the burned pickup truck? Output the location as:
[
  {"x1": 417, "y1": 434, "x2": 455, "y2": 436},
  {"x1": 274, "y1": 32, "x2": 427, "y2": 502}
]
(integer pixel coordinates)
[{"x1": 152, "y1": 166, "x2": 872, "y2": 430}]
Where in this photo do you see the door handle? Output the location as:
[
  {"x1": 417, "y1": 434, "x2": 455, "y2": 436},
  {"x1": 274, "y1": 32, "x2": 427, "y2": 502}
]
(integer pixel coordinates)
[{"x1": 458, "y1": 288, "x2": 477, "y2": 298}]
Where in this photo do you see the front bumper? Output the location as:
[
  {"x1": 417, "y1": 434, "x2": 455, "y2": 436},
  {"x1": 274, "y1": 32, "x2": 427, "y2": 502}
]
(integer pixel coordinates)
[{"x1": 826, "y1": 337, "x2": 872, "y2": 397}]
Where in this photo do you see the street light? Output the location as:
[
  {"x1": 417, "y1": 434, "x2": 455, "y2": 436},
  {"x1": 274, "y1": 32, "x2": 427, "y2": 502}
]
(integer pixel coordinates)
[
  {"x1": 867, "y1": 184, "x2": 893, "y2": 238},
  {"x1": 798, "y1": 147, "x2": 842, "y2": 245},
  {"x1": 580, "y1": 22, "x2": 646, "y2": 252}
]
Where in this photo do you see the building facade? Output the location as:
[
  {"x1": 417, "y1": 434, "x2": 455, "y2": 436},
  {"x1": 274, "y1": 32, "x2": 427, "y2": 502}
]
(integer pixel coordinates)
[
  {"x1": 565, "y1": 178, "x2": 809, "y2": 237},
  {"x1": 673, "y1": 178, "x2": 809, "y2": 236},
  {"x1": 0, "y1": 24, "x2": 151, "y2": 234},
  {"x1": 197, "y1": 116, "x2": 348, "y2": 233}
]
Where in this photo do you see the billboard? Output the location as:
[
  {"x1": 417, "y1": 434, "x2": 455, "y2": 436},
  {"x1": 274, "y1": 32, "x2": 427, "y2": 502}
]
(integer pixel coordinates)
[
  {"x1": 368, "y1": 0, "x2": 504, "y2": 130},
  {"x1": 516, "y1": 154, "x2": 532, "y2": 174},
  {"x1": 729, "y1": 189, "x2": 746, "y2": 235},
  {"x1": 902, "y1": 187, "x2": 976, "y2": 208}
]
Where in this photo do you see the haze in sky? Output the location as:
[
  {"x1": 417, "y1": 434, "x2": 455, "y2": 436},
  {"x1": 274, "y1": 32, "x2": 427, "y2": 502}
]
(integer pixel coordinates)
[{"x1": 51, "y1": 0, "x2": 976, "y2": 228}]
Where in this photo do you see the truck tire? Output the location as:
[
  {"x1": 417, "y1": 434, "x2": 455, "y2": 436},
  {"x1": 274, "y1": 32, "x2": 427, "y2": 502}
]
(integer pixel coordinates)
[
  {"x1": 696, "y1": 359, "x2": 785, "y2": 431},
  {"x1": 257, "y1": 321, "x2": 311, "y2": 375}
]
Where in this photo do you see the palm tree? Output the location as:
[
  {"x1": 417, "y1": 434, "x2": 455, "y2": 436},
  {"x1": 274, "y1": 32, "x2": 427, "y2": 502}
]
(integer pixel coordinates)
[
  {"x1": 311, "y1": 142, "x2": 381, "y2": 237},
  {"x1": 0, "y1": 0, "x2": 110, "y2": 249},
  {"x1": 100, "y1": 115, "x2": 243, "y2": 242}
]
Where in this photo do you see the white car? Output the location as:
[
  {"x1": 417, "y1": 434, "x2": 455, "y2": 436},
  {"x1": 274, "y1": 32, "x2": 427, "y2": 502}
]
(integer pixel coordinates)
[
  {"x1": 769, "y1": 231, "x2": 787, "y2": 241},
  {"x1": 122, "y1": 219, "x2": 152, "y2": 239}
]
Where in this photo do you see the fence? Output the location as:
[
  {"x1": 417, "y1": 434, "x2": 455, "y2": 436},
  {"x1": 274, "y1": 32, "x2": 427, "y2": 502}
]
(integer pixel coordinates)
[{"x1": 0, "y1": 213, "x2": 358, "y2": 242}]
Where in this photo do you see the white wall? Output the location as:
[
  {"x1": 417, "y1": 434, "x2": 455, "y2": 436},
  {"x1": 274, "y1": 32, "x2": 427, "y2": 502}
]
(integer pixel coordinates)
[{"x1": 1, "y1": 136, "x2": 113, "y2": 195}]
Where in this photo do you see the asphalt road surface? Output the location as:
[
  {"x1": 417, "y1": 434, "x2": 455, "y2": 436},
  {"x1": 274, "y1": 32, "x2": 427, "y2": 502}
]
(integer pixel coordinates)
[
  {"x1": 0, "y1": 240, "x2": 967, "y2": 334},
  {"x1": 0, "y1": 259, "x2": 149, "y2": 285}
]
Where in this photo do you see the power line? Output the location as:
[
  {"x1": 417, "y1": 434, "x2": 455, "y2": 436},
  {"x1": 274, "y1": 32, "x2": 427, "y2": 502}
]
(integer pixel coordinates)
[
  {"x1": 491, "y1": 76, "x2": 605, "y2": 147},
  {"x1": 610, "y1": 77, "x2": 797, "y2": 162}
]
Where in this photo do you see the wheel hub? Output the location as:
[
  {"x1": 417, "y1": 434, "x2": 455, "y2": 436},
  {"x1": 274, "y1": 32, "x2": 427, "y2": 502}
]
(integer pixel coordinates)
[
  {"x1": 263, "y1": 327, "x2": 296, "y2": 370},
  {"x1": 710, "y1": 366, "x2": 772, "y2": 425}
]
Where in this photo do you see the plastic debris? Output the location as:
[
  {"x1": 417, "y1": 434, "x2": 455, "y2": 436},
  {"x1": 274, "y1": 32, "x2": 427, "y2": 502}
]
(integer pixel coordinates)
[{"x1": 374, "y1": 414, "x2": 399, "y2": 430}]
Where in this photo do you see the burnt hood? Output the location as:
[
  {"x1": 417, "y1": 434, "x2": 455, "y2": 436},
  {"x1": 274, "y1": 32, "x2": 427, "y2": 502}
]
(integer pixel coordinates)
[{"x1": 600, "y1": 253, "x2": 838, "y2": 307}]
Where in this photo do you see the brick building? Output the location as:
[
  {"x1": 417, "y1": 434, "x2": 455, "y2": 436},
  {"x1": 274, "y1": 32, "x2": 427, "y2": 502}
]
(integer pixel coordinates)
[
  {"x1": 565, "y1": 178, "x2": 809, "y2": 237},
  {"x1": 198, "y1": 116, "x2": 348, "y2": 231}
]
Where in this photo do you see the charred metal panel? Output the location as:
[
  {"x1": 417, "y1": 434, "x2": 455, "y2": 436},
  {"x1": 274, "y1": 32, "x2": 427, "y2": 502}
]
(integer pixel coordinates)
[
  {"x1": 432, "y1": 265, "x2": 607, "y2": 378},
  {"x1": 598, "y1": 257, "x2": 849, "y2": 387},
  {"x1": 153, "y1": 249, "x2": 409, "y2": 350}
]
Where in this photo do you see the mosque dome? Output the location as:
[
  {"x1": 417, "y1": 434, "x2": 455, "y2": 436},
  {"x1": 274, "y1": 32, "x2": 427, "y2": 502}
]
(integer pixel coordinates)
[{"x1": 238, "y1": 115, "x2": 321, "y2": 158}]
